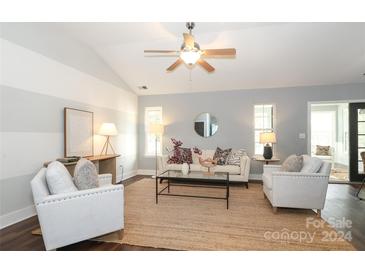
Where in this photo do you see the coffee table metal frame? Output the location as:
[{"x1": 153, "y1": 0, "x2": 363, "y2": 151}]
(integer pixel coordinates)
[{"x1": 156, "y1": 170, "x2": 230, "y2": 209}]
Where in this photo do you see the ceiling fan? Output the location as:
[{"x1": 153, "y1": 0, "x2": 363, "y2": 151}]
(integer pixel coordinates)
[{"x1": 144, "y1": 22, "x2": 236, "y2": 73}]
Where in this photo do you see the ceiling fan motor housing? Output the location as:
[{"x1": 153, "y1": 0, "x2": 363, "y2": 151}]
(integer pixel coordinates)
[
  {"x1": 186, "y1": 22, "x2": 195, "y2": 32},
  {"x1": 181, "y1": 42, "x2": 200, "y2": 51}
]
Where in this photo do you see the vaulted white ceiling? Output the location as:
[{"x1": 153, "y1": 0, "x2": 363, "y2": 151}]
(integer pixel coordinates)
[{"x1": 56, "y1": 22, "x2": 365, "y2": 95}]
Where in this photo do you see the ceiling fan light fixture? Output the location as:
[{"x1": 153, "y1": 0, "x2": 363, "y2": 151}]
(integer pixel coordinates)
[{"x1": 180, "y1": 50, "x2": 201, "y2": 65}]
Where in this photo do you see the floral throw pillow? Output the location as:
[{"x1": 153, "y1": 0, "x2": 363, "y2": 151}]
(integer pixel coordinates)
[
  {"x1": 168, "y1": 147, "x2": 192, "y2": 164},
  {"x1": 213, "y1": 147, "x2": 232, "y2": 165}
]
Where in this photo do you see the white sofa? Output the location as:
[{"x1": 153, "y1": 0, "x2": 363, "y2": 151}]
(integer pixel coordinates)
[
  {"x1": 158, "y1": 149, "x2": 251, "y2": 185},
  {"x1": 262, "y1": 158, "x2": 331, "y2": 216},
  {"x1": 30, "y1": 168, "x2": 124, "y2": 250}
]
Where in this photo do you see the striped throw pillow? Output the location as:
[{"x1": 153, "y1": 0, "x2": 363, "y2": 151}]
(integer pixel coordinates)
[{"x1": 226, "y1": 149, "x2": 246, "y2": 166}]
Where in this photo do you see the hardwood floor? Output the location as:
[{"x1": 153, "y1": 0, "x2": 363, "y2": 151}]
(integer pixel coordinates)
[
  {"x1": 322, "y1": 183, "x2": 365, "y2": 250},
  {"x1": 0, "y1": 175, "x2": 168, "y2": 251},
  {"x1": 0, "y1": 175, "x2": 364, "y2": 251}
]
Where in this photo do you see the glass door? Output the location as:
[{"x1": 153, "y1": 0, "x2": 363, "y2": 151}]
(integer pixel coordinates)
[{"x1": 349, "y1": 103, "x2": 365, "y2": 182}]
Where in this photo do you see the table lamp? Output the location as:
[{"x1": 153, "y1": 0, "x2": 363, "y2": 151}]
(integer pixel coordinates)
[
  {"x1": 259, "y1": 132, "x2": 277, "y2": 160},
  {"x1": 99, "y1": 123, "x2": 118, "y2": 155},
  {"x1": 148, "y1": 123, "x2": 164, "y2": 178}
]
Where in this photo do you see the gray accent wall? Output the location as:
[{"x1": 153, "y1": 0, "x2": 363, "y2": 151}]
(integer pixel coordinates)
[{"x1": 138, "y1": 83, "x2": 365, "y2": 174}]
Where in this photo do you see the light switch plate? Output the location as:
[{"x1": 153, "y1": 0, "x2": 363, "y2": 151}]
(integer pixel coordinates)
[{"x1": 299, "y1": 133, "x2": 306, "y2": 139}]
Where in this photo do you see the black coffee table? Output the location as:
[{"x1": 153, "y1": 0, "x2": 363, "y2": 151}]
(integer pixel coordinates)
[{"x1": 156, "y1": 170, "x2": 230, "y2": 209}]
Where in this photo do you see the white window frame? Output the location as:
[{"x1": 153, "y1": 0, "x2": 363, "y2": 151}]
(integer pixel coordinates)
[
  {"x1": 144, "y1": 106, "x2": 163, "y2": 157},
  {"x1": 254, "y1": 104, "x2": 275, "y2": 155}
]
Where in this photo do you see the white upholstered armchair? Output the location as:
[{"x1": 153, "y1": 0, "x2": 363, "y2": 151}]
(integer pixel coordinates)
[
  {"x1": 30, "y1": 168, "x2": 124, "y2": 250},
  {"x1": 262, "y1": 160, "x2": 331, "y2": 216}
]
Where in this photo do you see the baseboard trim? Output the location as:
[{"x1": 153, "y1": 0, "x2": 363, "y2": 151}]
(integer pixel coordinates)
[
  {"x1": 137, "y1": 169, "x2": 155, "y2": 176},
  {"x1": 0, "y1": 205, "x2": 36, "y2": 229},
  {"x1": 118, "y1": 170, "x2": 138, "y2": 182}
]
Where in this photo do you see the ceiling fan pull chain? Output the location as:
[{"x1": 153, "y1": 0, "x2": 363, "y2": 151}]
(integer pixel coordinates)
[{"x1": 189, "y1": 70, "x2": 193, "y2": 91}]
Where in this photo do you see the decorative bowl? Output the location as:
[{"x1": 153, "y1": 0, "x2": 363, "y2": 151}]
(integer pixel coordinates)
[{"x1": 199, "y1": 157, "x2": 217, "y2": 175}]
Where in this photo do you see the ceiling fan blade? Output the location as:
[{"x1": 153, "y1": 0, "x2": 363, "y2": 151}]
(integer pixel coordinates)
[
  {"x1": 203, "y1": 48, "x2": 236, "y2": 56},
  {"x1": 144, "y1": 50, "x2": 179, "y2": 53},
  {"x1": 183, "y1": 33, "x2": 195, "y2": 48},
  {"x1": 166, "y1": 58, "x2": 183, "y2": 71},
  {"x1": 197, "y1": 59, "x2": 215, "y2": 72}
]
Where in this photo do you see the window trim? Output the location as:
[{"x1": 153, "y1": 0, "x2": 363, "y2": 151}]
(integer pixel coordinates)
[
  {"x1": 254, "y1": 104, "x2": 276, "y2": 156},
  {"x1": 144, "y1": 106, "x2": 163, "y2": 157}
]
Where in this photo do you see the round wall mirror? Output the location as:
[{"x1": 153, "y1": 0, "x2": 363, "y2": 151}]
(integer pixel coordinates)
[{"x1": 194, "y1": 113, "x2": 218, "y2": 138}]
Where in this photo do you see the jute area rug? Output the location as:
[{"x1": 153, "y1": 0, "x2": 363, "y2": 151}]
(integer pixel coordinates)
[{"x1": 95, "y1": 179, "x2": 355, "y2": 250}]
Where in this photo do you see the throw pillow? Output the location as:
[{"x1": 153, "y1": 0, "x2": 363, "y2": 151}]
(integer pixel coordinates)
[
  {"x1": 180, "y1": 147, "x2": 193, "y2": 164},
  {"x1": 73, "y1": 158, "x2": 99, "y2": 190},
  {"x1": 167, "y1": 147, "x2": 193, "y2": 164},
  {"x1": 213, "y1": 147, "x2": 232, "y2": 165},
  {"x1": 280, "y1": 155, "x2": 304, "y2": 172},
  {"x1": 226, "y1": 149, "x2": 246, "y2": 166},
  {"x1": 46, "y1": 161, "x2": 78, "y2": 195},
  {"x1": 316, "y1": 145, "x2": 331, "y2": 156},
  {"x1": 301, "y1": 155, "x2": 323, "y2": 173}
]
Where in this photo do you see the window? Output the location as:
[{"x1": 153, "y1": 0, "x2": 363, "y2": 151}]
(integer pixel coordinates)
[
  {"x1": 254, "y1": 104, "x2": 274, "y2": 155},
  {"x1": 145, "y1": 107, "x2": 163, "y2": 156}
]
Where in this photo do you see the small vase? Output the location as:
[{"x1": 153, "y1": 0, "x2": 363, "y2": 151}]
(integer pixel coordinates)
[{"x1": 181, "y1": 163, "x2": 189, "y2": 175}]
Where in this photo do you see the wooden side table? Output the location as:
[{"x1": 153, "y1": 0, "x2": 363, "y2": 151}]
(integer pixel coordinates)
[{"x1": 253, "y1": 156, "x2": 280, "y2": 165}]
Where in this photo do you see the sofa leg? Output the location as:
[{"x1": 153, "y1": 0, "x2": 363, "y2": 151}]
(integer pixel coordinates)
[
  {"x1": 118, "y1": 229, "x2": 124, "y2": 240},
  {"x1": 316, "y1": 209, "x2": 321, "y2": 218},
  {"x1": 273, "y1": 207, "x2": 278, "y2": 214},
  {"x1": 246, "y1": 182, "x2": 249, "y2": 189}
]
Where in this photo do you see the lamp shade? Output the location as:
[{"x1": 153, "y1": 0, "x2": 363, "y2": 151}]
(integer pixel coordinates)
[
  {"x1": 259, "y1": 132, "x2": 277, "y2": 144},
  {"x1": 99, "y1": 123, "x2": 118, "y2": 136},
  {"x1": 148, "y1": 123, "x2": 164, "y2": 135}
]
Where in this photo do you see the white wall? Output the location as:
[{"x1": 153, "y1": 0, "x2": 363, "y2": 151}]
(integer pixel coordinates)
[{"x1": 0, "y1": 37, "x2": 138, "y2": 228}]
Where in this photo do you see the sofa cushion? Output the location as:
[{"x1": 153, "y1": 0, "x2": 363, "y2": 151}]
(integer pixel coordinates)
[
  {"x1": 166, "y1": 164, "x2": 240, "y2": 174},
  {"x1": 46, "y1": 161, "x2": 78, "y2": 195},
  {"x1": 280, "y1": 155, "x2": 303, "y2": 172},
  {"x1": 213, "y1": 165, "x2": 240, "y2": 174},
  {"x1": 166, "y1": 164, "x2": 201, "y2": 172},
  {"x1": 226, "y1": 149, "x2": 246, "y2": 166},
  {"x1": 262, "y1": 173, "x2": 272, "y2": 189},
  {"x1": 192, "y1": 149, "x2": 200, "y2": 164},
  {"x1": 301, "y1": 155, "x2": 323, "y2": 173},
  {"x1": 213, "y1": 147, "x2": 232, "y2": 165},
  {"x1": 73, "y1": 158, "x2": 99, "y2": 190}
]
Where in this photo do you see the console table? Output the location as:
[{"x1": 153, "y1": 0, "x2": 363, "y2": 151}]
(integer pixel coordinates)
[
  {"x1": 44, "y1": 154, "x2": 120, "y2": 184},
  {"x1": 252, "y1": 155, "x2": 280, "y2": 165}
]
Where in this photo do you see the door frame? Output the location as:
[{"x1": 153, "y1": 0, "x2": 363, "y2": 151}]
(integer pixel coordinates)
[
  {"x1": 307, "y1": 99, "x2": 365, "y2": 182},
  {"x1": 349, "y1": 102, "x2": 365, "y2": 182}
]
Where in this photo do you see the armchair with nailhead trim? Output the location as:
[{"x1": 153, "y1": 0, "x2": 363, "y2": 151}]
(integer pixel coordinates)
[
  {"x1": 30, "y1": 168, "x2": 124, "y2": 250},
  {"x1": 262, "y1": 159, "x2": 331, "y2": 217}
]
